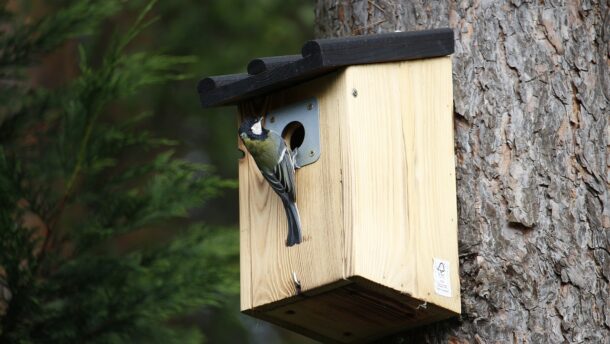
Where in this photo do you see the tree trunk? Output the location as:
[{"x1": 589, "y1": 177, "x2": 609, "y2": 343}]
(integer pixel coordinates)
[{"x1": 315, "y1": 1, "x2": 610, "y2": 342}]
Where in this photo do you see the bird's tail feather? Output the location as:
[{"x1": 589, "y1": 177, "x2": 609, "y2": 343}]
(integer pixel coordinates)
[{"x1": 282, "y1": 199, "x2": 302, "y2": 247}]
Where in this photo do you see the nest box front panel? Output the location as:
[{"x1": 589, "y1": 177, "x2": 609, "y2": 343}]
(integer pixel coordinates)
[
  {"x1": 342, "y1": 57, "x2": 460, "y2": 313},
  {"x1": 238, "y1": 72, "x2": 347, "y2": 310}
]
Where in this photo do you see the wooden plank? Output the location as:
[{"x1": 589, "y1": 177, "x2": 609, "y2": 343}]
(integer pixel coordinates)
[
  {"x1": 238, "y1": 112, "x2": 253, "y2": 311},
  {"x1": 247, "y1": 55, "x2": 302, "y2": 75},
  {"x1": 253, "y1": 277, "x2": 455, "y2": 343},
  {"x1": 340, "y1": 58, "x2": 460, "y2": 313},
  {"x1": 200, "y1": 54, "x2": 327, "y2": 108},
  {"x1": 239, "y1": 71, "x2": 346, "y2": 308},
  {"x1": 198, "y1": 29, "x2": 454, "y2": 108},
  {"x1": 399, "y1": 57, "x2": 460, "y2": 312},
  {"x1": 301, "y1": 28, "x2": 454, "y2": 66},
  {"x1": 341, "y1": 62, "x2": 414, "y2": 293},
  {"x1": 198, "y1": 73, "x2": 250, "y2": 93}
]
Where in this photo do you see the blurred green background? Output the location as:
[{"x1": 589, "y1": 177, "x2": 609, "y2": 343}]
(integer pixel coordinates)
[
  {"x1": 147, "y1": 1, "x2": 315, "y2": 342},
  {"x1": 143, "y1": 0, "x2": 314, "y2": 225},
  {"x1": 139, "y1": 1, "x2": 315, "y2": 342},
  {"x1": 12, "y1": 0, "x2": 317, "y2": 342}
]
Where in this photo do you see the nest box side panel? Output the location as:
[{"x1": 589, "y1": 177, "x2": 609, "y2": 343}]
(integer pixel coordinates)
[
  {"x1": 238, "y1": 72, "x2": 347, "y2": 310},
  {"x1": 342, "y1": 57, "x2": 460, "y2": 314},
  {"x1": 238, "y1": 134, "x2": 253, "y2": 310},
  {"x1": 400, "y1": 57, "x2": 460, "y2": 313}
]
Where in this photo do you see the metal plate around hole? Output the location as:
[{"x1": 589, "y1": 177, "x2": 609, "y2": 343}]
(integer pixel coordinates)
[{"x1": 265, "y1": 98, "x2": 320, "y2": 168}]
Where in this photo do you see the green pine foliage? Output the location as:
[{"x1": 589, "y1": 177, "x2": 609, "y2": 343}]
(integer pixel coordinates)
[{"x1": 0, "y1": 1, "x2": 237, "y2": 342}]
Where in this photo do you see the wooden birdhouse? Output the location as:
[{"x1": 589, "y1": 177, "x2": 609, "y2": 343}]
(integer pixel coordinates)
[{"x1": 198, "y1": 28, "x2": 460, "y2": 343}]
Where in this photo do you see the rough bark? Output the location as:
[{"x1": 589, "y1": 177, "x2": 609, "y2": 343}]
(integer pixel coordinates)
[{"x1": 315, "y1": 1, "x2": 610, "y2": 342}]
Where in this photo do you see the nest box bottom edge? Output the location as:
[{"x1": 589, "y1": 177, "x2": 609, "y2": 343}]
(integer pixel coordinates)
[{"x1": 243, "y1": 276, "x2": 459, "y2": 343}]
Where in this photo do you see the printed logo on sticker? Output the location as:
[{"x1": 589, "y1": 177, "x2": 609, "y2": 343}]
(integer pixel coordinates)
[{"x1": 433, "y1": 258, "x2": 452, "y2": 297}]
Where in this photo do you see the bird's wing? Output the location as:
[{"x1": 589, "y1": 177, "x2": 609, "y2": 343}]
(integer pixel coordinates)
[{"x1": 262, "y1": 133, "x2": 297, "y2": 202}]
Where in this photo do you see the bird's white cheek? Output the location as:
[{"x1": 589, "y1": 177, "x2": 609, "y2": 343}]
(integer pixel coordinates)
[{"x1": 251, "y1": 121, "x2": 263, "y2": 135}]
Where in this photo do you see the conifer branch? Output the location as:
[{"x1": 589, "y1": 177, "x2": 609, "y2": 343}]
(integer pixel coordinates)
[{"x1": 1, "y1": 1, "x2": 238, "y2": 342}]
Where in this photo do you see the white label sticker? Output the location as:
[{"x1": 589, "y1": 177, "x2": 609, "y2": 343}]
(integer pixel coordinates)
[{"x1": 433, "y1": 258, "x2": 452, "y2": 297}]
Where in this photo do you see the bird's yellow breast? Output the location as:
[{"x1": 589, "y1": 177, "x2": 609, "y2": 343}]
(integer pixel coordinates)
[{"x1": 242, "y1": 136, "x2": 278, "y2": 173}]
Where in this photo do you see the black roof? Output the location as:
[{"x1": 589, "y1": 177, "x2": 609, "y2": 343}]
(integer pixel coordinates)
[{"x1": 197, "y1": 28, "x2": 454, "y2": 108}]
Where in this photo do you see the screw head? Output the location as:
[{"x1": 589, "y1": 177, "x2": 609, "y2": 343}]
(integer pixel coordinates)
[
  {"x1": 307, "y1": 103, "x2": 313, "y2": 110},
  {"x1": 309, "y1": 150, "x2": 315, "y2": 157},
  {"x1": 352, "y1": 88, "x2": 358, "y2": 97},
  {"x1": 269, "y1": 116, "x2": 275, "y2": 123}
]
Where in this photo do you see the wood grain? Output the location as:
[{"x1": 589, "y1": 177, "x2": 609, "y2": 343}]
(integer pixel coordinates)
[
  {"x1": 198, "y1": 73, "x2": 250, "y2": 93},
  {"x1": 239, "y1": 58, "x2": 460, "y2": 339},
  {"x1": 238, "y1": 111, "x2": 253, "y2": 311},
  {"x1": 399, "y1": 57, "x2": 460, "y2": 311},
  {"x1": 301, "y1": 28, "x2": 454, "y2": 65},
  {"x1": 247, "y1": 55, "x2": 302, "y2": 75},
  {"x1": 252, "y1": 277, "x2": 453, "y2": 343},
  {"x1": 199, "y1": 29, "x2": 454, "y2": 107},
  {"x1": 239, "y1": 72, "x2": 346, "y2": 309},
  {"x1": 341, "y1": 62, "x2": 412, "y2": 293},
  {"x1": 342, "y1": 57, "x2": 460, "y2": 312}
]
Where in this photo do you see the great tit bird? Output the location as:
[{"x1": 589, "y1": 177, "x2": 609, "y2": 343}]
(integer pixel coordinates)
[{"x1": 239, "y1": 117, "x2": 302, "y2": 246}]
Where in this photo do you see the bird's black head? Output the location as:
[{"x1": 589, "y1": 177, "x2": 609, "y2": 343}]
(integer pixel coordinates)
[{"x1": 239, "y1": 117, "x2": 268, "y2": 141}]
